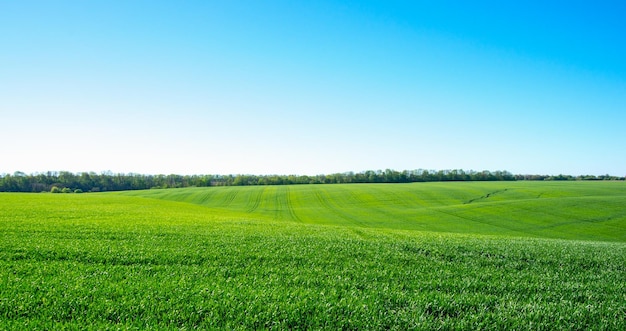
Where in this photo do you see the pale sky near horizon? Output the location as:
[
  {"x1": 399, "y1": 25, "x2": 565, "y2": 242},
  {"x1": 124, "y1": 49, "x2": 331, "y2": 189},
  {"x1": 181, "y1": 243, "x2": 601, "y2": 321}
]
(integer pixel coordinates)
[{"x1": 2, "y1": 1, "x2": 625, "y2": 176}]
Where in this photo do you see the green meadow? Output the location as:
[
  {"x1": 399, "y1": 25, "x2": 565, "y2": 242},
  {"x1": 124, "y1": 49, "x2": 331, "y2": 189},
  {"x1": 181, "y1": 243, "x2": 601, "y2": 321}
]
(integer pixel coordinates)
[{"x1": 1, "y1": 181, "x2": 625, "y2": 329}]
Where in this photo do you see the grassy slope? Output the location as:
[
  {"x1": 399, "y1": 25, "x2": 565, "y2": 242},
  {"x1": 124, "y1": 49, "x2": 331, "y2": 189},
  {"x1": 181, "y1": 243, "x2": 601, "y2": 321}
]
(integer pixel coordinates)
[
  {"x1": 120, "y1": 181, "x2": 626, "y2": 242},
  {"x1": 1, "y1": 182, "x2": 625, "y2": 329}
]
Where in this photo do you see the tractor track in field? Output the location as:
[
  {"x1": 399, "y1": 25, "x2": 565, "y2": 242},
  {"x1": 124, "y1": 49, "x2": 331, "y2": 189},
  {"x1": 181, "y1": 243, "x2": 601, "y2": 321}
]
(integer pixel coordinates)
[
  {"x1": 534, "y1": 217, "x2": 625, "y2": 232},
  {"x1": 341, "y1": 186, "x2": 404, "y2": 223},
  {"x1": 246, "y1": 187, "x2": 266, "y2": 213},
  {"x1": 368, "y1": 186, "x2": 413, "y2": 208},
  {"x1": 464, "y1": 189, "x2": 508, "y2": 204},
  {"x1": 313, "y1": 188, "x2": 366, "y2": 227},
  {"x1": 220, "y1": 188, "x2": 240, "y2": 208},
  {"x1": 432, "y1": 206, "x2": 531, "y2": 237},
  {"x1": 270, "y1": 186, "x2": 303, "y2": 222},
  {"x1": 271, "y1": 186, "x2": 295, "y2": 222},
  {"x1": 285, "y1": 187, "x2": 303, "y2": 222},
  {"x1": 196, "y1": 190, "x2": 217, "y2": 205},
  {"x1": 512, "y1": 198, "x2": 626, "y2": 233},
  {"x1": 273, "y1": 187, "x2": 282, "y2": 221}
]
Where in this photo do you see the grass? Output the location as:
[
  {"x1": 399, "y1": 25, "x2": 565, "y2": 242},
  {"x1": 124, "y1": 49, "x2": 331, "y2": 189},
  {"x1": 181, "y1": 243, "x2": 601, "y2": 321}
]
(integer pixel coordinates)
[
  {"x1": 121, "y1": 181, "x2": 626, "y2": 241},
  {"x1": 1, "y1": 182, "x2": 625, "y2": 329}
]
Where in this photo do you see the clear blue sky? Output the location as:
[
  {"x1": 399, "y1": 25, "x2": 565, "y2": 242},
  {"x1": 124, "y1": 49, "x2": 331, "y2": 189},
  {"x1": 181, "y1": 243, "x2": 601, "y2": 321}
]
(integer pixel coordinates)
[{"x1": 2, "y1": 1, "x2": 625, "y2": 175}]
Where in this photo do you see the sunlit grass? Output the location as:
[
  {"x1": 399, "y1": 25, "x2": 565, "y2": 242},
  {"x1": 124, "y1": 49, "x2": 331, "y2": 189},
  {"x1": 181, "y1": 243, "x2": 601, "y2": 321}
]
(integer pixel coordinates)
[
  {"x1": 1, "y1": 182, "x2": 625, "y2": 329},
  {"x1": 121, "y1": 181, "x2": 626, "y2": 241}
]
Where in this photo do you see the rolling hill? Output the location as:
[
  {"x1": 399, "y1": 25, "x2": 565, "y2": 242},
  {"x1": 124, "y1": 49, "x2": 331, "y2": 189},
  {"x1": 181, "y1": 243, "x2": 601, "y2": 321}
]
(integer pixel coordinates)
[
  {"x1": 1, "y1": 181, "x2": 625, "y2": 329},
  {"x1": 119, "y1": 181, "x2": 626, "y2": 242}
]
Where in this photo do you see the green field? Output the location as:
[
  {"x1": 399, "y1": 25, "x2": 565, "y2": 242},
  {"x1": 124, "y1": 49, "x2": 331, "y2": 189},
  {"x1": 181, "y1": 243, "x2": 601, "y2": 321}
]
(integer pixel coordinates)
[
  {"x1": 1, "y1": 181, "x2": 625, "y2": 329},
  {"x1": 121, "y1": 181, "x2": 626, "y2": 241}
]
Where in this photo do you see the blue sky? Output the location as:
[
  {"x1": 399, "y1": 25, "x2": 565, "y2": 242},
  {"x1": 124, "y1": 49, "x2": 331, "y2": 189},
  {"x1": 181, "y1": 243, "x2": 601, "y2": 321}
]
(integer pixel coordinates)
[{"x1": 2, "y1": 1, "x2": 625, "y2": 175}]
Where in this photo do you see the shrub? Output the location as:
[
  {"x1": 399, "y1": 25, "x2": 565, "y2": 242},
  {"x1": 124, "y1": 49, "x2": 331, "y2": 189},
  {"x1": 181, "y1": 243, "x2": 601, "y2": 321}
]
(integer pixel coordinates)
[
  {"x1": 74, "y1": 189, "x2": 83, "y2": 193},
  {"x1": 50, "y1": 186, "x2": 61, "y2": 193},
  {"x1": 61, "y1": 187, "x2": 72, "y2": 193}
]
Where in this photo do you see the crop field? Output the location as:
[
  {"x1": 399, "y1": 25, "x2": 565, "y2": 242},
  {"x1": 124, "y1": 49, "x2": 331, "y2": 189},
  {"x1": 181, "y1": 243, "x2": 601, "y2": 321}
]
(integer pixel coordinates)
[
  {"x1": 1, "y1": 181, "x2": 625, "y2": 329},
  {"x1": 122, "y1": 181, "x2": 626, "y2": 241}
]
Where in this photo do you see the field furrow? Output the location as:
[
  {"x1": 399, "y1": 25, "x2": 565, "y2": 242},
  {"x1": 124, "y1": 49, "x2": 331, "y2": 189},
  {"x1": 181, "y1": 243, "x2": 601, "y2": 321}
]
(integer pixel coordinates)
[
  {"x1": 219, "y1": 187, "x2": 240, "y2": 208},
  {"x1": 245, "y1": 186, "x2": 266, "y2": 213},
  {"x1": 284, "y1": 186, "x2": 303, "y2": 222}
]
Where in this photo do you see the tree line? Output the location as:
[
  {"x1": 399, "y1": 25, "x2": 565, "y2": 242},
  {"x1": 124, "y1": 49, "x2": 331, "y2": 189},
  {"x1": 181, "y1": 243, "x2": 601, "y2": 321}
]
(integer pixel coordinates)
[{"x1": 0, "y1": 169, "x2": 623, "y2": 193}]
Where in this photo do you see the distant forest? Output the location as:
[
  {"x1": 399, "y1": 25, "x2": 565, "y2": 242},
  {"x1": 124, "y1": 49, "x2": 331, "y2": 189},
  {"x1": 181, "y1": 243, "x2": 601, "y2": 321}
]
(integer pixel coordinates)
[{"x1": 0, "y1": 169, "x2": 623, "y2": 193}]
